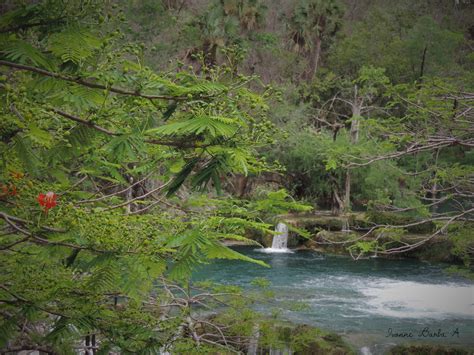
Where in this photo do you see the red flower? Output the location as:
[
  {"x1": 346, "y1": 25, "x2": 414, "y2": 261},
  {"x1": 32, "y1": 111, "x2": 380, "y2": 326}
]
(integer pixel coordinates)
[{"x1": 38, "y1": 191, "x2": 57, "y2": 211}]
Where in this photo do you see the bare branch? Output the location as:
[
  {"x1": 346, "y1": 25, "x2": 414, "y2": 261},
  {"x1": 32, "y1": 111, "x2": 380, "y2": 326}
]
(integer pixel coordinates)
[{"x1": 104, "y1": 180, "x2": 171, "y2": 211}]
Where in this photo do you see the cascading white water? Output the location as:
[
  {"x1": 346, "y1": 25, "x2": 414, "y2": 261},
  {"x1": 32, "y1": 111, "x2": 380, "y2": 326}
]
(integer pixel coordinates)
[
  {"x1": 258, "y1": 222, "x2": 293, "y2": 253},
  {"x1": 271, "y1": 222, "x2": 289, "y2": 249},
  {"x1": 341, "y1": 218, "x2": 351, "y2": 232}
]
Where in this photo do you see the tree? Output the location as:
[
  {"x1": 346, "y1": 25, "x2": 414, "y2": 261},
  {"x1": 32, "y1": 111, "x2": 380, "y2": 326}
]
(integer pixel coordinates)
[
  {"x1": 329, "y1": 6, "x2": 467, "y2": 83},
  {"x1": 287, "y1": 0, "x2": 343, "y2": 81},
  {"x1": 193, "y1": 5, "x2": 239, "y2": 68},
  {"x1": 220, "y1": 0, "x2": 267, "y2": 33},
  {"x1": 338, "y1": 79, "x2": 473, "y2": 258},
  {"x1": 0, "y1": 2, "x2": 310, "y2": 353},
  {"x1": 338, "y1": 67, "x2": 390, "y2": 212}
]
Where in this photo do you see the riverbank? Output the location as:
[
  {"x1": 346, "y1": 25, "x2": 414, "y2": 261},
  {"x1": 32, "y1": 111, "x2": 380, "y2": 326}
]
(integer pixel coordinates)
[{"x1": 237, "y1": 211, "x2": 471, "y2": 265}]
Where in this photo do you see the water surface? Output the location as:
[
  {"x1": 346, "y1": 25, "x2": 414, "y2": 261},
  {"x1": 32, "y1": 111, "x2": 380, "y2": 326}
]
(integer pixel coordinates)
[{"x1": 193, "y1": 247, "x2": 474, "y2": 353}]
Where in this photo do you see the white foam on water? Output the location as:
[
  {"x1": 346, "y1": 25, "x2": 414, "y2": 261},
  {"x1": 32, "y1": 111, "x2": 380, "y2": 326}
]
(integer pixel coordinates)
[
  {"x1": 256, "y1": 247, "x2": 294, "y2": 254},
  {"x1": 360, "y1": 279, "x2": 474, "y2": 319}
]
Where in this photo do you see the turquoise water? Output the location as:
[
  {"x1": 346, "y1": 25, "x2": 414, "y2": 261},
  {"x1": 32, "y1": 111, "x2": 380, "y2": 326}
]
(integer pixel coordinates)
[{"x1": 193, "y1": 247, "x2": 474, "y2": 353}]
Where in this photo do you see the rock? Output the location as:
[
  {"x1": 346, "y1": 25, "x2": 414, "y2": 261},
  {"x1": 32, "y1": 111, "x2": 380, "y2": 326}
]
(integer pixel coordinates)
[
  {"x1": 289, "y1": 324, "x2": 356, "y2": 354},
  {"x1": 387, "y1": 344, "x2": 471, "y2": 355}
]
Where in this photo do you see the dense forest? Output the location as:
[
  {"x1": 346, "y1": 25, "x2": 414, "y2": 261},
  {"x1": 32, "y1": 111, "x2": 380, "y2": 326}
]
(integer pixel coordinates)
[{"x1": 0, "y1": 0, "x2": 473, "y2": 354}]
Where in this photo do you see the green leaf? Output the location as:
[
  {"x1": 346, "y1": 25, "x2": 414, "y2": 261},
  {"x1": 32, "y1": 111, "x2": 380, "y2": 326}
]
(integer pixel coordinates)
[
  {"x1": 203, "y1": 242, "x2": 268, "y2": 267},
  {"x1": 1, "y1": 39, "x2": 54, "y2": 70},
  {"x1": 48, "y1": 25, "x2": 101, "y2": 64},
  {"x1": 28, "y1": 123, "x2": 53, "y2": 146},
  {"x1": 166, "y1": 157, "x2": 199, "y2": 197},
  {"x1": 147, "y1": 115, "x2": 238, "y2": 138}
]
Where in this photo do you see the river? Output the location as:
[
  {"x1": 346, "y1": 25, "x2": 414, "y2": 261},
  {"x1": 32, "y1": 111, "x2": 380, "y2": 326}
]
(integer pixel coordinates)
[{"x1": 193, "y1": 247, "x2": 474, "y2": 354}]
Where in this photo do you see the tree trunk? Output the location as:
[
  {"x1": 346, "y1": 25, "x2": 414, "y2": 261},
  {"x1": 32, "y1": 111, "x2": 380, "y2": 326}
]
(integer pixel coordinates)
[
  {"x1": 235, "y1": 174, "x2": 249, "y2": 197},
  {"x1": 330, "y1": 173, "x2": 344, "y2": 215},
  {"x1": 343, "y1": 171, "x2": 351, "y2": 212},
  {"x1": 125, "y1": 176, "x2": 133, "y2": 214},
  {"x1": 332, "y1": 187, "x2": 344, "y2": 215},
  {"x1": 203, "y1": 41, "x2": 217, "y2": 68},
  {"x1": 343, "y1": 86, "x2": 362, "y2": 212},
  {"x1": 306, "y1": 35, "x2": 321, "y2": 81},
  {"x1": 419, "y1": 45, "x2": 428, "y2": 82},
  {"x1": 430, "y1": 149, "x2": 440, "y2": 213}
]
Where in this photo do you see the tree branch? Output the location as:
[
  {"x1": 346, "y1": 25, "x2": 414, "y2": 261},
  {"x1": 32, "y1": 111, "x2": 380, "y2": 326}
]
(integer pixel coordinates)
[
  {"x1": 0, "y1": 60, "x2": 191, "y2": 101},
  {"x1": 50, "y1": 108, "x2": 214, "y2": 148}
]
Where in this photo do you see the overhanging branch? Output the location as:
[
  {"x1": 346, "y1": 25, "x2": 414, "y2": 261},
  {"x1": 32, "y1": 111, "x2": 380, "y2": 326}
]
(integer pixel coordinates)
[
  {"x1": 50, "y1": 109, "x2": 212, "y2": 148},
  {"x1": 0, "y1": 60, "x2": 190, "y2": 101}
]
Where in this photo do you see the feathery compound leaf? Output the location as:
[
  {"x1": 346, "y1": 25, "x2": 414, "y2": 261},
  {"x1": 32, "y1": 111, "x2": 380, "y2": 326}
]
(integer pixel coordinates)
[
  {"x1": 218, "y1": 233, "x2": 262, "y2": 246},
  {"x1": 203, "y1": 242, "x2": 268, "y2": 267},
  {"x1": 12, "y1": 135, "x2": 40, "y2": 176},
  {"x1": 167, "y1": 231, "x2": 210, "y2": 279},
  {"x1": 67, "y1": 125, "x2": 96, "y2": 148},
  {"x1": 166, "y1": 157, "x2": 200, "y2": 197},
  {"x1": 49, "y1": 84, "x2": 106, "y2": 110},
  {"x1": 105, "y1": 134, "x2": 139, "y2": 162},
  {"x1": 86, "y1": 264, "x2": 118, "y2": 292},
  {"x1": 0, "y1": 318, "x2": 17, "y2": 347},
  {"x1": 27, "y1": 122, "x2": 53, "y2": 147},
  {"x1": 183, "y1": 80, "x2": 227, "y2": 95},
  {"x1": 1, "y1": 39, "x2": 53, "y2": 70},
  {"x1": 192, "y1": 155, "x2": 226, "y2": 193},
  {"x1": 147, "y1": 115, "x2": 238, "y2": 138},
  {"x1": 48, "y1": 26, "x2": 101, "y2": 64},
  {"x1": 0, "y1": 3, "x2": 42, "y2": 30}
]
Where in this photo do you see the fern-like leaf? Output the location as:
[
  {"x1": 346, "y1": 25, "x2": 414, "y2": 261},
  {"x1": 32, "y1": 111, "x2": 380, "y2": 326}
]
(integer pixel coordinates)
[
  {"x1": 166, "y1": 157, "x2": 199, "y2": 197},
  {"x1": 1, "y1": 39, "x2": 53, "y2": 70},
  {"x1": 203, "y1": 242, "x2": 268, "y2": 267},
  {"x1": 147, "y1": 115, "x2": 238, "y2": 138},
  {"x1": 192, "y1": 155, "x2": 226, "y2": 193},
  {"x1": 12, "y1": 135, "x2": 40, "y2": 176},
  {"x1": 48, "y1": 26, "x2": 101, "y2": 65}
]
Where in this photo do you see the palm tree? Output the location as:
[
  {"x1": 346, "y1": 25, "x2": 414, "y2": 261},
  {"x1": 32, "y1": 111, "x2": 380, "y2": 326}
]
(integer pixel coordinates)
[
  {"x1": 193, "y1": 0, "x2": 266, "y2": 68},
  {"x1": 195, "y1": 6, "x2": 238, "y2": 68},
  {"x1": 287, "y1": 0, "x2": 343, "y2": 81}
]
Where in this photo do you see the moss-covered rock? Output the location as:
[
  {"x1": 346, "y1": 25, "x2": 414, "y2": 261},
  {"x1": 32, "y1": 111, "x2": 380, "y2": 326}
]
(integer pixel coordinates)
[
  {"x1": 367, "y1": 210, "x2": 435, "y2": 233},
  {"x1": 259, "y1": 322, "x2": 355, "y2": 355},
  {"x1": 387, "y1": 344, "x2": 471, "y2": 355},
  {"x1": 304, "y1": 230, "x2": 463, "y2": 263},
  {"x1": 409, "y1": 236, "x2": 456, "y2": 262},
  {"x1": 290, "y1": 325, "x2": 355, "y2": 354},
  {"x1": 281, "y1": 212, "x2": 365, "y2": 232}
]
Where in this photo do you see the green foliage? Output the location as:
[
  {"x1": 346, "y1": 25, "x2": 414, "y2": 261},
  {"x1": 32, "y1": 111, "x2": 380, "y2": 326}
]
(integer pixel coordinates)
[
  {"x1": 252, "y1": 188, "x2": 313, "y2": 215},
  {"x1": 48, "y1": 26, "x2": 102, "y2": 65},
  {"x1": 148, "y1": 114, "x2": 239, "y2": 138},
  {"x1": 287, "y1": 0, "x2": 344, "y2": 53},
  {"x1": 1, "y1": 0, "x2": 472, "y2": 352},
  {"x1": 1, "y1": 38, "x2": 53, "y2": 70},
  {"x1": 0, "y1": 2, "x2": 290, "y2": 353},
  {"x1": 329, "y1": 7, "x2": 468, "y2": 82},
  {"x1": 449, "y1": 224, "x2": 474, "y2": 267}
]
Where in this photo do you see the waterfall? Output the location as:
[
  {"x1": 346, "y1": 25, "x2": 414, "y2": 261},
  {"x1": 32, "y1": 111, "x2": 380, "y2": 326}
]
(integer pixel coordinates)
[
  {"x1": 271, "y1": 222, "x2": 289, "y2": 249},
  {"x1": 258, "y1": 222, "x2": 293, "y2": 253},
  {"x1": 341, "y1": 218, "x2": 351, "y2": 232}
]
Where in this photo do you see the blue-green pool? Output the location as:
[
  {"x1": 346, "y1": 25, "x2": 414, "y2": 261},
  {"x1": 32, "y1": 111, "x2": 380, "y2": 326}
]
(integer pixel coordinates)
[{"x1": 193, "y1": 247, "x2": 474, "y2": 353}]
